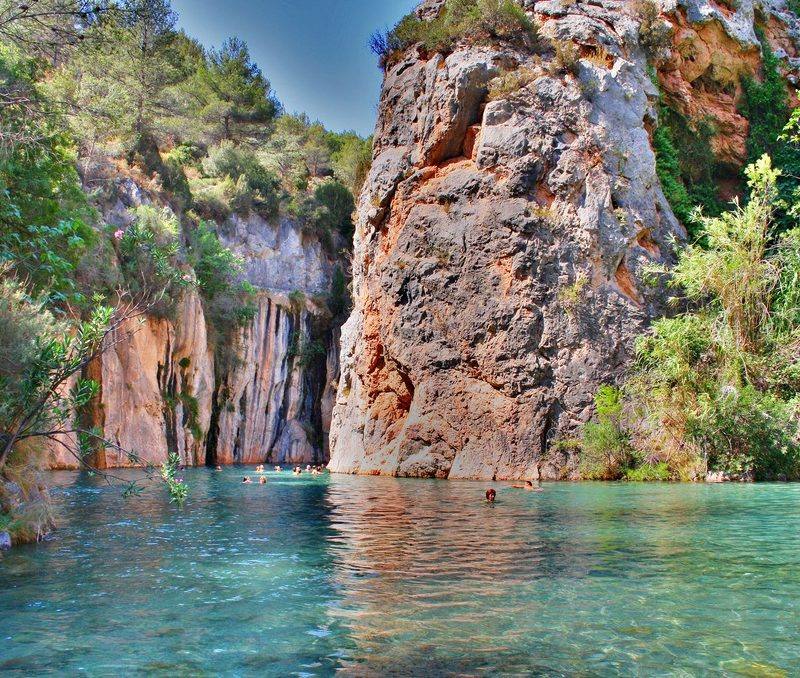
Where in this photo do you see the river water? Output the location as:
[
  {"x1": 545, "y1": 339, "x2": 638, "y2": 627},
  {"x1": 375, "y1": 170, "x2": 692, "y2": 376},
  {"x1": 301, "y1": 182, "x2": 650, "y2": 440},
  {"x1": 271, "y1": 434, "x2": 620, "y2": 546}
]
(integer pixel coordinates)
[{"x1": 0, "y1": 469, "x2": 798, "y2": 676}]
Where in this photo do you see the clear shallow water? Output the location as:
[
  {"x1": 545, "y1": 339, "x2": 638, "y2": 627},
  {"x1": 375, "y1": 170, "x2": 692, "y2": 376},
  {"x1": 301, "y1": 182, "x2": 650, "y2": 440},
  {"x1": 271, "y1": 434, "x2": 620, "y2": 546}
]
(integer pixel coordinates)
[{"x1": 1, "y1": 471, "x2": 799, "y2": 676}]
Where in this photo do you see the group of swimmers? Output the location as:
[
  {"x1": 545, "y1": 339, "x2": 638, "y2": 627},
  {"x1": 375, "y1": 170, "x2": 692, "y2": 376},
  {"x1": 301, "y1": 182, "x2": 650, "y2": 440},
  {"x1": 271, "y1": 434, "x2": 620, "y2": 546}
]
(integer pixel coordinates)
[
  {"x1": 293, "y1": 465, "x2": 325, "y2": 475},
  {"x1": 241, "y1": 463, "x2": 327, "y2": 484},
  {"x1": 485, "y1": 480, "x2": 543, "y2": 503},
  {"x1": 233, "y1": 463, "x2": 539, "y2": 497}
]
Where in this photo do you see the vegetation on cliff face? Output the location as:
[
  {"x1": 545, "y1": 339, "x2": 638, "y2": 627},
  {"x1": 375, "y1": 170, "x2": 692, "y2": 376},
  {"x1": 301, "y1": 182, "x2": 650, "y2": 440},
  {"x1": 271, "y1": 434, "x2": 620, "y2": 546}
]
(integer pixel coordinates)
[
  {"x1": 582, "y1": 157, "x2": 800, "y2": 481},
  {"x1": 575, "y1": 4, "x2": 800, "y2": 482},
  {"x1": 740, "y1": 31, "x2": 800, "y2": 233},
  {"x1": 653, "y1": 104, "x2": 724, "y2": 235},
  {"x1": 0, "y1": 0, "x2": 369, "y2": 543}
]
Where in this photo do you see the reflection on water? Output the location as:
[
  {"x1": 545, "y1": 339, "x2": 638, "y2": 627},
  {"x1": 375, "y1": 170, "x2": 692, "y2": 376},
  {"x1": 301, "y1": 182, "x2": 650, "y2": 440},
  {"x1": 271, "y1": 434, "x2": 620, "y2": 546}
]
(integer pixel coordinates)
[{"x1": 1, "y1": 470, "x2": 799, "y2": 675}]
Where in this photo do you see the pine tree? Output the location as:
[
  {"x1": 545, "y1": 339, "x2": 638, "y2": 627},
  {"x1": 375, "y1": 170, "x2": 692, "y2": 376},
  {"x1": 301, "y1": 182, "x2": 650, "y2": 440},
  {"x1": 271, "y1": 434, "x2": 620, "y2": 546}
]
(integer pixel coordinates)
[{"x1": 191, "y1": 37, "x2": 278, "y2": 143}]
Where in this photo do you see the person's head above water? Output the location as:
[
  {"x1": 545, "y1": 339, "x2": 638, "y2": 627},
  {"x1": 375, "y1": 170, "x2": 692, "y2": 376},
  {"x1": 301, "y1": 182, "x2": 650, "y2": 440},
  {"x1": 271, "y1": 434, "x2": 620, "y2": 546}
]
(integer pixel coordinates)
[
  {"x1": 259, "y1": 477, "x2": 267, "y2": 484},
  {"x1": 526, "y1": 481, "x2": 533, "y2": 487},
  {"x1": 486, "y1": 488, "x2": 496, "y2": 502},
  {"x1": 242, "y1": 477, "x2": 251, "y2": 483}
]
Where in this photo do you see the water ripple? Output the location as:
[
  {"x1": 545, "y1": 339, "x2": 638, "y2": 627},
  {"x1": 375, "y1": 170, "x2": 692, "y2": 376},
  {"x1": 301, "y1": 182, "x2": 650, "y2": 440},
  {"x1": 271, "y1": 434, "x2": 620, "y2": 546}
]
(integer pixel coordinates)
[{"x1": 0, "y1": 471, "x2": 799, "y2": 675}]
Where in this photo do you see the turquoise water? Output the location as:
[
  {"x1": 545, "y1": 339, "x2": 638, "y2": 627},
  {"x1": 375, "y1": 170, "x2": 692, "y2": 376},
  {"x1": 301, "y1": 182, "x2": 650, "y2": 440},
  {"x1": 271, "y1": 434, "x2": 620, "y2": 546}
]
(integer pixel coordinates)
[{"x1": 1, "y1": 471, "x2": 799, "y2": 676}]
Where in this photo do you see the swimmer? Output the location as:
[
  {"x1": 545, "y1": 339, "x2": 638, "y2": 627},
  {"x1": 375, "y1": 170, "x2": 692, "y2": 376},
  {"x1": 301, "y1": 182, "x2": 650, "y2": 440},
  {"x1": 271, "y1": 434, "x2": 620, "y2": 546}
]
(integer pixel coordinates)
[
  {"x1": 485, "y1": 488, "x2": 496, "y2": 503},
  {"x1": 242, "y1": 476, "x2": 252, "y2": 484},
  {"x1": 259, "y1": 476, "x2": 267, "y2": 484},
  {"x1": 293, "y1": 466, "x2": 302, "y2": 475},
  {"x1": 275, "y1": 465, "x2": 282, "y2": 472},
  {"x1": 511, "y1": 480, "x2": 542, "y2": 491},
  {"x1": 214, "y1": 465, "x2": 222, "y2": 471}
]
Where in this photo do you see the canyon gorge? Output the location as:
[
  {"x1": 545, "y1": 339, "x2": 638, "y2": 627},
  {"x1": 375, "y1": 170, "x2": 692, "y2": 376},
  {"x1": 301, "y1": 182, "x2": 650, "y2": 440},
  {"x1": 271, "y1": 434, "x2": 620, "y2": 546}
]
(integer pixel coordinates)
[
  {"x1": 48, "y1": 176, "x2": 345, "y2": 470},
  {"x1": 44, "y1": 0, "x2": 800, "y2": 480}
]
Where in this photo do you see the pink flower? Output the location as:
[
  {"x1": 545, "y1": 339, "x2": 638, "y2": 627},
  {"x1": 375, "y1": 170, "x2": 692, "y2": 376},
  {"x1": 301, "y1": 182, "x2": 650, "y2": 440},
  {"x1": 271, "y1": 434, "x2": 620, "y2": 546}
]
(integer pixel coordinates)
[{"x1": 114, "y1": 229, "x2": 125, "y2": 240}]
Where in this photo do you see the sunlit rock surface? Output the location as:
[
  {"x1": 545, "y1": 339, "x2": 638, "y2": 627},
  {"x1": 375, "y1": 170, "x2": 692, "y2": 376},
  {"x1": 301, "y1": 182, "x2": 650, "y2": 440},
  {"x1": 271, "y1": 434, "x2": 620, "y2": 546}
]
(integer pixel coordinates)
[
  {"x1": 329, "y1": 0, "x2": 798, "y2": 479},
  {"x1": 50, "y1": 181, "x2": 342, "y2": 469}
]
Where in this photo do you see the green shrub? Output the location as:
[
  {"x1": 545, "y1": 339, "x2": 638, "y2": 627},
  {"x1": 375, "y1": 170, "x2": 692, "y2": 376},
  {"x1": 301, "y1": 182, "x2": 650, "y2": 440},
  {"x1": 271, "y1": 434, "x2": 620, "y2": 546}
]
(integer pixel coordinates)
[
  {"x1": 189, "y1": 220, "x2": 259, "y2": 344},
  {"x1": 740, "y1": 31, "x2": 800, "y2": 231},
  {"x1": 288, "y1": 290, "x2": 306, "y2": 311},
  {"x1": 314, "y1": 180, "x2": 355, "y2": 237},
  {"x1": 202, "y1": 142, "x2": 281, "y2": 217},
  {"x1": 163, "y1": 142, "x2": 205, "y2": 168},
  {"x1": 557, "y1": 273, "x2": 588, "y2": 315},
  {"x1": 578, "y1": 386, "x2": 634, "y2": 480},
  {"x1": 187, "y1": 220, "x2": 244, "y2": 300},
  {"x1": 160, "y1": 155, "x2": 192, "y2": 205},
  {"x1": 625, "y1": 462, "x2": 671, "y2": 482},
  {"x1": 741, "y1": 33, "x2": 791, "y2": 166},
  {"x1": 0, "y1": 46, "x2": 94, "y2": 301},
  {"x1": 296, "y1": 339, "x2": 327, "y2": 369},
  {"x1": 117, "y1": 205, "x2": 189, "y2": 315},
  {"x1": 487, "y1": 66, "x2": 538, "y2": 101},
  {"x1": 688, "y1": 386, "x2": 800, "y2": 480},
  {"x1": 287, "y1": 193, "x2": 334, "y2": 250},
  {"x1": 234, "y1": 290, "x2": 259, "y2": 327},
  {"x1": 653, "y1": 120, "x2": 695, "y2": 226},
  {"x1": 631, "y1": 157, "x2": 800, "y2": 481},
  {"x1": 188, "y1": 176, "x2": 236, "y2": 221},
  {"x1": 371, "y1": 0, "x2": 540, "y2": 68},
  {"x1": 0, "y1": 275, "x2": 65, "y2": 431},
  {"x1": 329, "y1": 132, "x2": 372, "y2": 196},
  {"x1": 328, "y1": 266, "x2": 350, "y2": 319},
  {"x1": 650, "y1": 77, "x2": 723, "y2": 235},
  {"x1": 178, "y1": 392, "x2": 202, "y2": 440}
]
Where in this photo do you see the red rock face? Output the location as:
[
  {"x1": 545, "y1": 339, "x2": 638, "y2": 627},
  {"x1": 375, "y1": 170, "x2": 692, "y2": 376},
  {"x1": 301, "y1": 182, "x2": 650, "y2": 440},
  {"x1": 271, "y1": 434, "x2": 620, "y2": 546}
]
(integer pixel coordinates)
[
  {"x1": 658, "y1": 8, "x2": 754, "y2": 166},
  {"x1": 658, "y1": 1, "x2": 799, "y2": 166},
  {"x1": 329, "y1": 0, "x2": 797, "y2": 480}
]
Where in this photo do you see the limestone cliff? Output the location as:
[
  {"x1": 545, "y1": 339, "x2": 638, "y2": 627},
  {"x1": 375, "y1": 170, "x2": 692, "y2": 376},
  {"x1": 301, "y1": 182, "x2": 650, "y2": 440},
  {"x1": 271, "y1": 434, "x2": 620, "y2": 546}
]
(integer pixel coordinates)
[
  {"x1": 49, "y1": 178, "x2": 343, "y2": 470},
  {"x1": 329, "y1": 0, "x2": 799, "y2": 479}
]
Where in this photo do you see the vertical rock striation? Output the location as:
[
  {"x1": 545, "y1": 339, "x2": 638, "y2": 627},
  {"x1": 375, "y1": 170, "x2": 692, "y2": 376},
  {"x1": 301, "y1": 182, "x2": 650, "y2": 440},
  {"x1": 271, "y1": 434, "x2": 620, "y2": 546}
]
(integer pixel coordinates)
[
  {"x1": 50, "y1": 182, "x2": 344, "y2": 469},
  {"x1": 329, "y1": 0, "x2": 797, "y2": 479},
  {"x1": 210, "y1": 294, "x2": 332, "y2": 466}
]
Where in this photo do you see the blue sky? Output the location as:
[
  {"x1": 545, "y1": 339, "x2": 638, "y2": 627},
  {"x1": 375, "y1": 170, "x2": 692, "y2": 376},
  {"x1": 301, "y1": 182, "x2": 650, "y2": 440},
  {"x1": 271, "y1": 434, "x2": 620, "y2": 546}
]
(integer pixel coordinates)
[{"x1": 171, "y1": 0, "x2": 418, "y2": 136}]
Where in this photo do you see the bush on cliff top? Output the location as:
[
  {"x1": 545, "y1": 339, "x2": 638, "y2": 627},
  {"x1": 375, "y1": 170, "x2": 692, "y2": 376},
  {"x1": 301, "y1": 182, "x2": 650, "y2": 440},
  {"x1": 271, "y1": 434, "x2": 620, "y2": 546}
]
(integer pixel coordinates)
[
  {"x1": 370, "y1": 0, "x2": 540, "y2": 68},
  {"x1": 117, "y1": 205, "x2": 190, "y2": 318},
  {"x1": 202, "y1": 142, "x2": 282, "y2": 218}
]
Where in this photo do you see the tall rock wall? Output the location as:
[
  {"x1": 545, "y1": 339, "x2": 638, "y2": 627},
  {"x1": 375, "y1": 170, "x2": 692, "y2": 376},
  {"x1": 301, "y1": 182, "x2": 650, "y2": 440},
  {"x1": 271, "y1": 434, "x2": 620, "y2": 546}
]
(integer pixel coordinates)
[
  {"x1": 329, "y1": 0, "x2": 799, "y2": 479},
  {"x1": 50, "y1": 180, "x2": 343, "y2": 470},
  {"x1": 210, "y1": 294, "x2": 334, "y2": 465}
]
